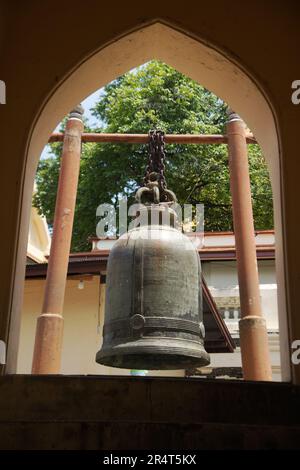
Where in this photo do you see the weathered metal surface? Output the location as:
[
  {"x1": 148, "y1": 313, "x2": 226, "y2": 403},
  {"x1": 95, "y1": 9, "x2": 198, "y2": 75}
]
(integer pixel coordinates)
[
  {"x1": 96, "y1": 205, "x2": 210, "y2": 369},
  {"x1": 97, "y1": 132, "x2": 210, "y2": 370}
]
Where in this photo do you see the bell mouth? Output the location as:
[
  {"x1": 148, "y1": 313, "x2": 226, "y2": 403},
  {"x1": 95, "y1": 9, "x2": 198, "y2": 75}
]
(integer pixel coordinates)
[{"x1": 96, "y1": 337, "x2": 210, "y2": 370}]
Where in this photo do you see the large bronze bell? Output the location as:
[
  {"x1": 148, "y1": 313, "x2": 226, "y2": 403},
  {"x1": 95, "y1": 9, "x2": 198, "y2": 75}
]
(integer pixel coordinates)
[{"x1": 96, "y1": 131, "x2": 210, "y2": 370}]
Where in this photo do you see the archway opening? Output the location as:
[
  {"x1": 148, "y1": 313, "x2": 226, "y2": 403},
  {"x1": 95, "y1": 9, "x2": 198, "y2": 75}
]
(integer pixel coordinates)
[{"x1": 9, "y1": 22, "x2": 289, "y2": 381}]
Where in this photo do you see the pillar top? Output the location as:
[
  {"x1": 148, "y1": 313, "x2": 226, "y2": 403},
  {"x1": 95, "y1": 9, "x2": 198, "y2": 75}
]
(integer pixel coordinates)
[
  {"x1": 69, "y1": 104, "x2": 84, "y2": 120},
  {"x1": 226, "y1": 107, "x2": 243, "y2": 123}
]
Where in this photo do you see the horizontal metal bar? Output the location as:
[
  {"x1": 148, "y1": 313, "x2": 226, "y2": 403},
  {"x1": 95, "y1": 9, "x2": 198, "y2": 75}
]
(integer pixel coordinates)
[{"x1": 48, "y1": 132, "x2": 257, "y2": 144}]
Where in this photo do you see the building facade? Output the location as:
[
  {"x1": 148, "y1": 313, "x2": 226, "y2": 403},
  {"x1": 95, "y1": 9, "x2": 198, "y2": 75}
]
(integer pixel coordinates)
[
  {"x1": 20, "y1": 216, "x2": 279, "y2": 380},
  {"x1": 200, "y1": 232, "x2": 279, "y2": 380}
]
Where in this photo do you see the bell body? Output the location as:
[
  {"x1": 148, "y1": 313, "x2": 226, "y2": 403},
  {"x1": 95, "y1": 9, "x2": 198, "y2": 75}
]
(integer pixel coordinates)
[{"x1": 96, "y1": 207, "x2": 210, "y2": 370}]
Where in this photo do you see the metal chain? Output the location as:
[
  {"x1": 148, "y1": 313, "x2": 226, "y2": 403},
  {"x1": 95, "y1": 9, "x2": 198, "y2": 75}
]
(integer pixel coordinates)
[{"x1": 144, "y1": 130, "x2": 167, "y2": 190}]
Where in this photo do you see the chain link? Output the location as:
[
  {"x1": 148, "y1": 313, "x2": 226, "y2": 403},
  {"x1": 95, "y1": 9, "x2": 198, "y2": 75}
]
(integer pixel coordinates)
[
  {"x1": 144, "y1": 130, "x2": 167, "y2": 190},
  {"x1": 137, "y1": 129, "x2": 176, "y2": 204}
]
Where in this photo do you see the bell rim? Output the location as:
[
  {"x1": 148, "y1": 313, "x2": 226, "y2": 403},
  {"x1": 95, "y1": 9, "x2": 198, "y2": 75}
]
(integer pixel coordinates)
[{"x1": 96, "y1": 337, "x2": 210, "y2": 370}]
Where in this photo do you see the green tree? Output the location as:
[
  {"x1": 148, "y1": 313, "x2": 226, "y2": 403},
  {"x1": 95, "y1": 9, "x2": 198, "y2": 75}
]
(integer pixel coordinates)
[{"x1": 33, "y1": 61, "x2": 273, "y2": 252}]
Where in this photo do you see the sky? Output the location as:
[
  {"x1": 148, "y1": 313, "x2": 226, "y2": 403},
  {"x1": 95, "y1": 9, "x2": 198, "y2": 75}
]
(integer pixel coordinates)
[
  {"x1": 40, "y1": 88, "x2": 103, "y2": 160},
  {"x1": 41, "y1": 64, "x2": 143, "y2": 161}
]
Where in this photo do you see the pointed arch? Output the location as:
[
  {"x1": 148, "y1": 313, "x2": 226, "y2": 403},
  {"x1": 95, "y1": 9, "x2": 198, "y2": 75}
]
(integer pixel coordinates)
[{"x1": 10, "y1": 22, "x2": 288, "y2": 379}]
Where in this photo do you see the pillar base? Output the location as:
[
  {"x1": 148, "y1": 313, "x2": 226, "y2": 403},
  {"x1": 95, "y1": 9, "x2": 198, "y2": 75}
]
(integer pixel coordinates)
[
  {"x1": 239, "y1": 316, "x2": 272, "y2": 381},
  {"x1": 31, "y1": 313, "x2": 64, "y2": 374}
]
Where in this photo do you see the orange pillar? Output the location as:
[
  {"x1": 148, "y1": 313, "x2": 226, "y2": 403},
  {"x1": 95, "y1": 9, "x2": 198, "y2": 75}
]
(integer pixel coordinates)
[
  {"x1": 31, "y1": 105, "x2": 84, "y2": 374},
  {"x1": 227, "y1": 109, "x2": 272, "y2": 381}
]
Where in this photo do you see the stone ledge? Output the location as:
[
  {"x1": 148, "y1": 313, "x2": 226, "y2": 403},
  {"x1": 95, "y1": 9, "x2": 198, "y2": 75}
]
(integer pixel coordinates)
[{"x1": 0, "y1": 375, "x2": 299, "y2": 426}]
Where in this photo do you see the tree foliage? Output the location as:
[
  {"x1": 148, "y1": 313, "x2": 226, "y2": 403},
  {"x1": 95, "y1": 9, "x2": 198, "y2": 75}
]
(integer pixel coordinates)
[{"x1": 33, "y1": 61, "x2": 273, "y2": 252}]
